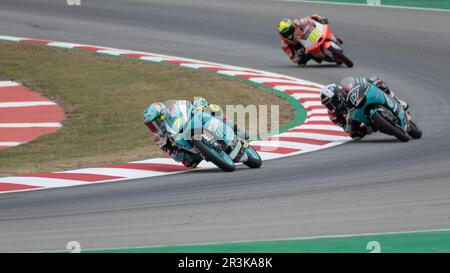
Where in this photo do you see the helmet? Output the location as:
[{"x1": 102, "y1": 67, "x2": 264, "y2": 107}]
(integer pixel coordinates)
[
  {"x1": 143, "y1": 102, "x2": 168, "y2": 134},
  {"x1": 278, "y1": 19, "x2": 295, "y2": 40},
  {"x1": 320, "y1": 84, "x2": 346, "y2": 112},
  {"x1": 193, "y1": 97, "x2": 209, "y2": 111}
]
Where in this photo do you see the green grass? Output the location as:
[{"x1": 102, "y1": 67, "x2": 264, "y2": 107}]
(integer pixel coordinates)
[
  {"x1": 0, "y1": 42, "x2": 295, "y2": 176},
  {"x1": 305, "y1": 0, "x2": 450, "y2": 9},
  {"x1": 85, "y1": 230, "x2": 450, "y2": 253}
]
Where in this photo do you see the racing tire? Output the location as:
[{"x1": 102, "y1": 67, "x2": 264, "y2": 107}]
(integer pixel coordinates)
[
  {"x1": 407, "y1": 121, "x2": 422, "y2": 139},
  {"x1": 243, "y1": 146, "x2": 262, "y2": 169},
  {"x1": 329, "y1": 46, "x2": 353, "y2": 68},
  {"x1": 372, "y1": 112, "x2": 410, "y2": 142},
  {"x1": 192, "y1": 139, "x2": 235, "y2": 172}
]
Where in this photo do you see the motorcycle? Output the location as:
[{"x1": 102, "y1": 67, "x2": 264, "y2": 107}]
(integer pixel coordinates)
[
  {"x1": 164, "y1": 100, "x2": 262, "y2": 172},
  {"x1": 298, "y1": 21, "x2": 353, "y2": 67},
  {"x1": 346, "y1": 83, "x2": 422, "y2": 142}
]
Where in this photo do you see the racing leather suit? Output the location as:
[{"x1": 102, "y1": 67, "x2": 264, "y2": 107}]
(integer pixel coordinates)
[
  {"x1": 328, "y1": 77, "x2": 400, "y2": 138},
  {"x1": 152, "y1": 98, "x2": 244, "y2": 169},
  {"x1": 280, "y1": 15, "x2": 329, "y2": 66}
]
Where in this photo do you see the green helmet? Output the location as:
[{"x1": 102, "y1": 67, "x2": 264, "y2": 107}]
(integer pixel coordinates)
[{"x1": 143, "y1": 102, "x2": 167, "y2": 134}]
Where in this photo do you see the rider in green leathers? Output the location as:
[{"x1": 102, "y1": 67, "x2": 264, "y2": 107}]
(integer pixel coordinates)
[{"x1": 143, "y1": 98, "x2": 246, "y2": 169}]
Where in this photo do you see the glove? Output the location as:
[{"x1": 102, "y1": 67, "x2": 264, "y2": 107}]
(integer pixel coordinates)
[
  {"x1": 344, "y1": 115, "x2": 367, "y2": 139},
  {"x1": 311, "y1": 15, "x2": 328, "y2": 24},
  {"x1": 161, "y1": 143, "x2": 173, "y2": 154},
  {"x1": 155, "y1": 135, "x2": 175, "y2": 154},
  {"x1": 347, "y1": 123, "x2": 368, "y2": 139},
  {"x1": 368, "y1": 76, "x2": 391, "y2": 94}
]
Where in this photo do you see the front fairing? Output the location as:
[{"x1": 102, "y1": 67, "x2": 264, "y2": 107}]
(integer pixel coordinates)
[
  {"x1": 168, "y1": 102, "x2": 237, "y2": 152},
  {"x1": 348, "y1": 85, "x2": 406, "y2": 129},
  {"x1": 298, "y1": 22, "x2": 326, "y2": 53},
  {"x1": 164, "y1": 100, "x2": 196, "y2": 152},
  {"x1": 298, "y1": 22, "x2": 338, "y2": 58}
]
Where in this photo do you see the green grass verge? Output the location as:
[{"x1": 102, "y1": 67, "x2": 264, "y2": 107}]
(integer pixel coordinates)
[
  {"x1": 304, "y1": 0, "x2": 450, "y2": 9},
  {"x1": 0, "y1": 41, "x2": 300, "y2": 176},
  {"x1": 84, "y1": 230, "x2": 450, "y2": 253}
]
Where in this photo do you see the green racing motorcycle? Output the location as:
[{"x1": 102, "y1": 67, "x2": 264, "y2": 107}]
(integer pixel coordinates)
[
  {"x1": 346, "y1": 83, "x2": 422, "y2": 142},
  {"x1": 165, "y1": 100, "x2": 262, "y2": 172}
]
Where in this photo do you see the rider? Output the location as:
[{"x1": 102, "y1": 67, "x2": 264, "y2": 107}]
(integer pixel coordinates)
[
  {"x1": 320, "y1": 76, "x2": 409, "y2": 138},
  {"x1": 143, "y1": 98, "x2": 246, "y2": 169},
  {"x1": 278, "y1": 15, "x2": 342, "y2": 66}
]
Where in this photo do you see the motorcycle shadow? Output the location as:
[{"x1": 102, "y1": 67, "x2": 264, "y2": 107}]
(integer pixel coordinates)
[
  {"x1": 269, "y1": 64, "x2": 341, "y2": 69},
  {"x1": 352, "y1": 137, "x2": 402, "y2": 144},
  {"x1": 192, "y1": 165, "x2": 253, "y2": 173},
  {"x1": 303, "y1": 63, "x2": 344, "y2": 68}
]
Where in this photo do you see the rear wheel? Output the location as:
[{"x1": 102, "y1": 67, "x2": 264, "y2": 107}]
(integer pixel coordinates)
[
  {"x1": 407, "y1": 121, "x2": 422, "y2": 139},
  {"x1": 371, "y1": 111, "x2": 409, "y2": 142},
  {"x1": 243, "y1": 146, "x2": 262, "y2": 169},
  {"x1": 329, "y1": 45, "x2": 353, "y2": 68},
  {"x1": 192, "y1": 138, "x2": 235, "y2": 172}
]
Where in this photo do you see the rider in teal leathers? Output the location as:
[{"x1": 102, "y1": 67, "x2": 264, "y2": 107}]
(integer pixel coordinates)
[
  {"x1": 320, "y1": 76, "x2": 409, "y2": 138},
  {"x1": 143, "y1": 98, "x2": 245, "y2": 169}
]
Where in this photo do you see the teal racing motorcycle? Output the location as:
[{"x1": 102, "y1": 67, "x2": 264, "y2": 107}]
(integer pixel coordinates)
[
  {"x1": 164, "y1": 100, "x2": 262, "y2": 172},
  {"x1": 346, "y1": 83, "x2": 422, "y2": 142}
]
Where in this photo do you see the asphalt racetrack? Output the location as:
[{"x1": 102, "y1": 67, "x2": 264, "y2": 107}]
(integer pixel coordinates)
[{"x1": 0, "y1": 0, "x2": 449, "y2": 252}]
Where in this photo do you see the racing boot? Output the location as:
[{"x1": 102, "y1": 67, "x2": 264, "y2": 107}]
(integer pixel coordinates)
[
  {"x1": 336, "y1": 36, "x2": 344, "y2": 45},
  {"x1": 310, "y1": 55, "x2": 323, "y2": 64},
  {"x1": 296, "y1": 48, "x2": 313, "y2": 67}
]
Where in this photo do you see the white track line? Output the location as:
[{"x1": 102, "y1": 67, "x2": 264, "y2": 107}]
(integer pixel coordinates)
[
  {"x1": 306, "y1": 115, "x2": 333, "y2": 120},
  {"x1": 251, "y1": 140, "x2": 326, "y2": 151},
  {"x1": 0, "y1": 177, "x2": 90, "y2": 188},
  {"x1": 62, "y1": 168, "x2": 170, "y2": 179},
  {"x1": 308, "y1": 109, "x2": 328, "y2": 115},
  {"x1": 273, "y1": 85, "x2": 321, "y2": 92},
  {"x1": 291, "y1": 93, "x2": 322, "y2": 99},
  {"x1": 47, "y1": 42, "x2": 77, "y2": 49},
  {"x1": 130, "y1": 157, "x2": 187, "y2": 164},
  {"x1": 0, "y1": 101, "x2": 56, "y2": 108},
  {"x1": 279, "y1": 132, "x2": 351, "y2": 141},
  {"x1": 0, "y1": 123, "x2": 62, "y2": 128},
  {"x1": 0, "y1": 81, "x2": 20, "y2": 88},
  {"x1": 0, "y1": 142, "x2": 23, "y2": 147},
  {"x1": 293, "y1": 124, "x2": 345, "y2": 131}
]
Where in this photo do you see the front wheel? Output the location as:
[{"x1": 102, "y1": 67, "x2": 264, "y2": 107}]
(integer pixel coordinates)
[
  {"x1": 243, "y1": 146, "x2": 262, "y2": 169},
  {"x1": 407, "y1": 121, "x2": 422, "y2": 139},
  {"x1": 192, "y1": 139, "x2": 235, "y2": 172},
  {"x1": 328, "y1": 45, "x2": 353, "y2": 68},
  {"x1": 371, "y1": 111, "x2": 409, "y2": 142}
]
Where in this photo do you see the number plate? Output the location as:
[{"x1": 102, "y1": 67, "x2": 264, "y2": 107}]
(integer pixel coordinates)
[{"x1": 307, "y1": 28, "x2": 321, "y2": 43}]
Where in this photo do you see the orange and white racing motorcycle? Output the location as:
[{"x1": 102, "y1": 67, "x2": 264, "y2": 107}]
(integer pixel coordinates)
[{"x1": 299, "y1": 21, "x2": 353, "y2": 67}]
